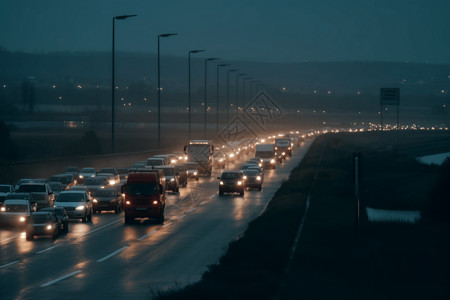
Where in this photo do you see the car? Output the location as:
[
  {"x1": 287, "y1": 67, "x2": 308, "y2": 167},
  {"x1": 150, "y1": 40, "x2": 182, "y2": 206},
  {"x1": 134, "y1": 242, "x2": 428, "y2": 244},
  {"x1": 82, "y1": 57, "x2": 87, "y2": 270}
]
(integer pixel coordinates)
[
  {"x1": 146, "y1": 157, "x2": 166, "y2": 167},
  {"x1": 40, "y1": 206, "x2": 69, "y2": 233},
  {"x1": 174, "y1": 165, "x2": 188, "y2": 187},
  {"x1": 26, "y1": 211, "x2": 60, "y2": 240},
  {"x1": 0, "y1": 184, "x2": 14, "y2": 205},
  {"x1": 213, "y1": 151, "x2": 227, "y2": 169},
  {"x1": 184, "y1": 162, "x2": 199, "y2": 181},
  {"x1": 155, "y1": 166, "x2": 180, "y2": 193},
  {"x1": 0, "y1": 199, "x2": 34, "y2": 227},
  {"x1": 64, "y1": 166, "x2": 79, "y2": 178},
  {"x1": 98, "y1": 168, "x2": 120, "y2": 183},
  {"x1": 96, "y1": 173, "x2": 118, "y2": 186},
  {"x1": 48, "y1": 173, "x2": 76, "y2": 190},
  {"x1": 48, "y1": 181, "x2": 64, "y2": 198},
  {"x1": 14, "y1": 178, "x2": 48, "y2": 191},
  {"x1": 5, "y1": 192, "x2": 34, "y2": 202},
  {"x1": 82, "y1": 176, "x2": 109, "y2": 197},
  {"x1": 117, "y1": 168, "x2": 129, "y2": 181},
  {"x1": 16, "y1": 183, "x2": 55, "y2": 209},
  {"x1": 78, "y1": 167, "x2": 96, "y2": 184},
  {"x1": 92, "y1": 187, "x2": 123, "y2": 213},
  {"x1": 218, "y1": 171, "x2": 245, "y2": 196},
  {"x1": 242, "y1": 169, "x2": 263, "y2": 191},
  {"x1": 240, "y1": 162, "x2": 260, "y2": 170},
  {"x1": 54, "y1": 191, "x2": 92, "y2": 222}
]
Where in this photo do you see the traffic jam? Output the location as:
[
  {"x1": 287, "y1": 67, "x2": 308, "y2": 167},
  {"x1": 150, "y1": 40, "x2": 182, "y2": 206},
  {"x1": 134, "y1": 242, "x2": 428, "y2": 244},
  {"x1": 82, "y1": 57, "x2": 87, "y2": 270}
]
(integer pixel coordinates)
[{"x1": 0, "y1": 132, "x2": 306, "y2": 241}]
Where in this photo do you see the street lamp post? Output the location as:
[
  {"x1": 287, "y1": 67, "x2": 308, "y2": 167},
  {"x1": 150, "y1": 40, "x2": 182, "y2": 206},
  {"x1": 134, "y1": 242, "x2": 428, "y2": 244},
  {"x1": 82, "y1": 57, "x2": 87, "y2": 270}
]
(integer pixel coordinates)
[
  {"x1": 226, "y1": 69, "x2": 238, "y2": 124},
  {"x1": 188, "y1": 50, "x2": 205, "y2": 140},
  {"x1": 243, "y1": 77, "x2": 252, "y2": 109},
  {"x1": 216, "y1": 63, "x2": 230, "y2": 134},
  {"x1": 111, "y1": 14, "x2": 136, "y2": 154},
  {"x1": 157, "y1": 33, "x2": 177, "y2": 148},
  {"x1": 236, "y1": 73, "x2": 246, "y2": 115},
  {"x1": 204, "y1": 57, "x2": 219, "y2": 139}
]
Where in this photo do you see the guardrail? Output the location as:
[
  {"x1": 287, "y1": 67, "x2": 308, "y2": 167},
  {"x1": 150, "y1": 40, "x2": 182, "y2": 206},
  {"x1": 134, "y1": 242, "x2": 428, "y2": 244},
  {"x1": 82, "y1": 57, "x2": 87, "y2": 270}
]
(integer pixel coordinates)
[{"x1": 0, "y1": 148, "x2": 171, "y2": 184}]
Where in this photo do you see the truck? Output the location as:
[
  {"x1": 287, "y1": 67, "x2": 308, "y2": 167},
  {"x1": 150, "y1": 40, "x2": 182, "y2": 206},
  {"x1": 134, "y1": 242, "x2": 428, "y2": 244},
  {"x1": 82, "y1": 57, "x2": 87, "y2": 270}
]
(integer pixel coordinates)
[
  {"x1": 275, "y1": 138, "x2": 292, "y2": 160},
  {"x1": 184, "y1": 140, "x2": 214, "y2": 176},
  {"x1": 121, "y1": 169, "x2": 166, "y2": 224},
  {"x1": 255, "y1": 143, "x2": 277, "y2": 169}
]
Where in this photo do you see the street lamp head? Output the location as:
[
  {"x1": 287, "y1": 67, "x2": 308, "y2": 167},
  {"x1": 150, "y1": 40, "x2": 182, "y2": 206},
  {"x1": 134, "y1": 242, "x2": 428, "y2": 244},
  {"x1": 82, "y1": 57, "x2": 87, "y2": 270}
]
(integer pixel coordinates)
[
  {"x1": 115, "y1": 14, "x2": 137, "y2": 20},
  {"x1": 219, "y1": 64, "x2": 230, "y2": 67},
  {"x1": 238, "y1": 73, "x2": 247, "y2": 76},
  {"x1": 190, "y1": 49, "x2": 205, "y2": 54},
  {"x1": 159, "y1": 33, "x2": 178, "y2": 38},
  {"x1": 206, "y1": 57, "x2": 220, "y2": 61},
  {"x1": 228, "y1": 69, "x2": 239, "y2": 72}
]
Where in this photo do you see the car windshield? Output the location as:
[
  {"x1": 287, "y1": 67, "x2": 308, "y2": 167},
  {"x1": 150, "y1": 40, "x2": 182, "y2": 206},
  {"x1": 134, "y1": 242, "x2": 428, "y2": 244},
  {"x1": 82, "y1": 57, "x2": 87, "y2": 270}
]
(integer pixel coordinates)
[
  {"x1": 184, "y1": 163, "x2": 197, "y2": 170},
  {"x1": 147, "y1": 159, "x2": 163, "y2": 166},
  {"x1": 222, "y1": 173, "x2": 240, "y2": 179},
  {"x1": 17, "y1": 185, "x2": 46, "y2": 193},
  {"x1": 175, "y1": 166, "x2": 185, "y2": 172},
  {"x1": 80, "y1": 168, "x2": 95, "y2": 173},
  {"x1": 160, "y1": 168, "x2": 175, "y2": 176},
  {"x1": 4, "y1": 204, "x2": 28, "y2": 212},
  {"x1": 100, "y1": 168, "x2": 115, "y2": 173},
  {"x1": 243, "y1": 170, "x2": 259, "y2": 176},
  {"x1": 255, "y1": 152, "x2": 274, "y2": 158},
  {"x1": 0, "y1": 186, "x2": 11, "y2": 192},
  {"x1": 57, "y1": 193, "x2": 85, "y2": 202},
  {"x1": 65, "y1": 167, "x2": 78, "y2": 172},
  {"x1": 30, "y1": 214, "x2": 52, "y2": 223},
  {"x1": 49, "y1": 183, "x2": 62, "y2": 191},
  {"x1": 95, "y1": 189, "x2": 116, "y2": 197},
  {"x1": 6, "y1": 193, "x2": 31, "y2": 200},
  {"x1": 84, "y1": 178, "x2": 105, "y2": 185},
  {"x1": 126, "y1": 183, "x2": 158, "y2": 196},
  {"x1": 41, "y1": 208, "x2": 63, "y2": 216}
]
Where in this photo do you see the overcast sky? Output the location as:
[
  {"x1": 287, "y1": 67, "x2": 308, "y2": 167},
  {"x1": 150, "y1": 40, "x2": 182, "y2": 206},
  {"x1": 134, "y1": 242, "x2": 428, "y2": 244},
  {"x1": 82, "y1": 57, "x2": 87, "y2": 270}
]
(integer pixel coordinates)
[{"x1": 1, "y1": 0, "x2": 449, "y2": 63}]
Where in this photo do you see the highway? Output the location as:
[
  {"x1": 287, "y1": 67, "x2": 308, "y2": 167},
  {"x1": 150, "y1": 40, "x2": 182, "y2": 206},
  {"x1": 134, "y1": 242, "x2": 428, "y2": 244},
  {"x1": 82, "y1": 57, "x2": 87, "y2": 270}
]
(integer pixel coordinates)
[{"x1": 0, "y1": 140, "x2": 312, "y2": 300}]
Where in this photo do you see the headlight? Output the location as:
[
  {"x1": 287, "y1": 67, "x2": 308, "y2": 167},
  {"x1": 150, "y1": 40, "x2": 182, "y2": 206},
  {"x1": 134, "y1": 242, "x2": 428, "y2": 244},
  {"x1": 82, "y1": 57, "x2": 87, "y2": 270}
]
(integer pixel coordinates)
[
  {"x1": 229, "y1": 153, "x2": 234, "y2": 158},
  {"x1": 243, "y1": 175, "x2": 247, "y2": 180},
  {"x1": 237, "y1": 181, "x2": 242, "y2": 185},
  {"x1": 194, "y1": 172, "x2": 198, "y2": 175},
  {"x1": 270, "y1": 159, "x2": 275, "y2": 164},
  {"x1": 100, "y1": 186, "x2": 105, "y2": 189},
  {"x1": 184, "y1": 156, "x2": 188, "y2": 160},
  {"x1": 256, "y1": 176, "x2": 261, "y2": 181},
  {"x1": 46, "y1": 225, "x2": 53, "y2": 230},
  {"x1": 171, "y1": 159, "x2": 177, "y2": 164},
  {"x1": 93, "y1": 199, "x2": 98, "y2": 203},
  {"x1": 19, "y1": 216, "x2": 26, "y2": 222},
  {"x1": 259, "y1": 163, "x2": 262, "y2": 167},
  {"x1": 109, "y1": 180, "x2": 116, "y2": 185},
  {"x1": 282, "y1": 152, "x2": 285, "y2": 155},
  {"x1": 152, "y1": 200, "x2": 158, "y2": 205},
  {"x1": 76, "y1": 205, "x2": 85, "y2": 211},
  {"x1": 125, "y1": 200, "x2": 131, "y2": 205},
  {"x1": 219, "y1": 158, "x2": 224, "y2": 162},
  {"x1": 170, "y1": 178, "x2": 175, "y2": 182},
  {"x1": 0, "y1": 207, "x2": 5, "y2": 212},
  {"x1": 220, "y1": 181, "x2": 224, "y2": 185},
  {"x1": 79, "y1": 175, "x2": 84, "y2": 179}
]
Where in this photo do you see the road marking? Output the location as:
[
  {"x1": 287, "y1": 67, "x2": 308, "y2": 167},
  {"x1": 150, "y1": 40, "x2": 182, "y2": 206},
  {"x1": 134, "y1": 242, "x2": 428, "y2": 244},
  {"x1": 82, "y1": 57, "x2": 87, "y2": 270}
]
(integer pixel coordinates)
[
  {"x1": 209, "y1": 193, "x2": 216, "y2": 199},
  {"x1": 40, "y1": 270, "x2": 81, "y2": 287},
  {"x1": 0, "y1": 235, "x2": 20, "y2": 244},
  {"x1": 82, "y1": 218, "x2": 123, "y2": 237},
  {"x1": 97, "y1": 246, "x2": 129, "y2": 263},
  {"x1": 0, "y1": 260, "x2": 19, "y2": 270},
  {"x1": 176, "y1": 214, "x2": 186, "y2": 220},
  {"x1": 138, "y1": 230, "x2": 158, "y2": 241},
  {"x1": 37, "y1": 243, "x2": 63, "y2": 254},
  {"x1": 186, "y1": 207, "x2": 197, "y2": 214},
  {"x1": 162, "y1": 222, "x2": 173, "y2": 228}
]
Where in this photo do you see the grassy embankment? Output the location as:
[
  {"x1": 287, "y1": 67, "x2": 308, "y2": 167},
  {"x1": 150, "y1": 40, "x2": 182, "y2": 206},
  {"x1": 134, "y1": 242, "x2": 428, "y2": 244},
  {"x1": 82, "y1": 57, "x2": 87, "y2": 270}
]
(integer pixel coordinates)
[{"x1": 155, "y1": 131, "x2": 450, "y2": 299}]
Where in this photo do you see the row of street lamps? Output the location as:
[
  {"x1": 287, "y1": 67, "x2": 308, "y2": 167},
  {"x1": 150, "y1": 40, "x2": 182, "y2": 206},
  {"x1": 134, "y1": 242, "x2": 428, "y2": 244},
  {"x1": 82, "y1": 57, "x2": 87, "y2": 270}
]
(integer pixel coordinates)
[{"x1": 111, "y1": 14, "x2": 263, "y2": 153}]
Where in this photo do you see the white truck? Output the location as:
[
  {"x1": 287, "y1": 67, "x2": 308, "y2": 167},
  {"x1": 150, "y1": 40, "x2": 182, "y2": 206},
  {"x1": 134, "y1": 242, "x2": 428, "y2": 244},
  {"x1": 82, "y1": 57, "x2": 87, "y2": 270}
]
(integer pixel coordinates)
[
  {"x1": 255, "y1": 143, "x2": 276, "y2": 169},
  {"x1": 184, "y1": 140, "x2": 214, "y2": 176}
]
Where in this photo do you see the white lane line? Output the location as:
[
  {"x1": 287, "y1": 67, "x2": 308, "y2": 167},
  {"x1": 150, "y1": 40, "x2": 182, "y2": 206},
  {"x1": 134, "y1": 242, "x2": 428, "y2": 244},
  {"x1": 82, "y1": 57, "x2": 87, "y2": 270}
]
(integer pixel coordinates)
[
  {"x1": 97, "y1": 246, "x2": 129, "y2": 263},
  {"x1": 82, "y1": 218, "x2": 123, "y2": 237},
  {"x1": 209, "y1": 193, "x2": 216, "y2": 199},
  {"x1": 186, "y1": 207, "x2": 197, "y2": 214},
  {"x1": 176, "y1": 214, "x2": 186, "y2": 220},
  {"x1": 162, "y1": 222, "x2": 173, "y2": 228},
  {"x1": 40, "y1": 270, "x2": 81, "y2": 287},
  {"x1": 37, "y1": 243, "x2": 63, "y2": 254},
  {"x1": 0, "y1": 235, "x2": 20, "y2": 244},
  {"x1": 0, "y1": 260, "x2": 19, "y2": 270},
  {"x1": 138, "y1": 230, "x2": 158, "y2": 241}
]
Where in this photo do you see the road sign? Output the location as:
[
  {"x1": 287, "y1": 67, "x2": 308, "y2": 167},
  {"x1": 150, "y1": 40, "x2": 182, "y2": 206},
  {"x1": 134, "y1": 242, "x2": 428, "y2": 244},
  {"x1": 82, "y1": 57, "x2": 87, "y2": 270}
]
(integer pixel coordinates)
[{"x1": 380, "y1": 88, "x2": 400, "y2": 105}]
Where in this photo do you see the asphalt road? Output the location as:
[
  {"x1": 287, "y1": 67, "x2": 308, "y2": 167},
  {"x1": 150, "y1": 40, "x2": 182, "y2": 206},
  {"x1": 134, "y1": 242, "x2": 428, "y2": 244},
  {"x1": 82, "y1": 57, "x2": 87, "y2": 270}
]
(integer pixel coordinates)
[{"x1": 0, "y1": 140, "x2": 312, "y2": 300}]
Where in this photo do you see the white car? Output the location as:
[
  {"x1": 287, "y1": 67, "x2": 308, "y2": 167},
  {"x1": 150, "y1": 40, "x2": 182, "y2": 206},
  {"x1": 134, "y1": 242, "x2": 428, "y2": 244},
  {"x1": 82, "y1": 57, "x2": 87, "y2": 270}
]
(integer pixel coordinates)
[
  {"x1": 0, "y1": 199, "x2": 34, "y2": 227},
  {"x1": 54, "y1": 191, "x2": 92, "y2": 222},
  {"x1": 0, "y1": 184, "x2": 14, "y2": 205}
]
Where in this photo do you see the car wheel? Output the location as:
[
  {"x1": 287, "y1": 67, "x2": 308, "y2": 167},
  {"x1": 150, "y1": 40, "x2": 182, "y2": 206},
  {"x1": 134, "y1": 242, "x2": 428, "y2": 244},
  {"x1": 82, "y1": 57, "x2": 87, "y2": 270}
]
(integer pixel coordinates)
[
  {"x1": 115, "y1": 205, "x2": 120, "y2": 213},
  {"x1": 52, "y1": 232, "x2": 58, "y2": 240},
  {"x1": 82, "y1": 213, "x2": 87, "y2": 222},
  {"x1": 176, "y1": 187, "x2": 180, "y2": 193},
  {"x1": 26, "y1": 233, "x2": 34, "y2": 241},
  {"x1": 87, "y1": 211, "x2": 92, "y2": 221},
  {"x1": 258, "y1": 186, "x2": 262, "y2": 191},
  {"x1": 239, "y1": 191, "x2": 244, "y2": 196},
  {"x1": 219, "y1": 191, "x2": 224, "y2": 196},
  {"x1": 124, "y1": 216, "x2": 133, "y2": 224},
  {"x1": 196, "y1": 177, "x2": 199, "y2": 181},
  {"x1": 156, "y1": 214, "x2": 164, "y2": 224}
]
